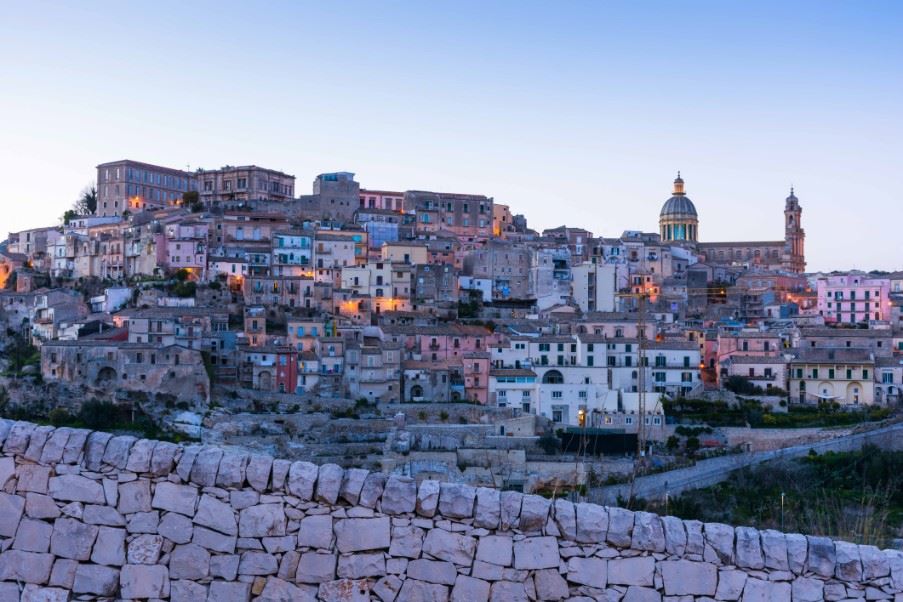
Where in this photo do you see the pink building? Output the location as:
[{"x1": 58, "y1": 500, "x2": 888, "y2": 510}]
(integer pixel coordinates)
[
  {"x1": 816, "y1": 274, "x2": 891, "y2": 324},
  {"x1": 360, "y1": 189, "x2": 406, "y2": 212},
  {"x1": 164, "y1": 221, "x2": 208, "y2": 278}
]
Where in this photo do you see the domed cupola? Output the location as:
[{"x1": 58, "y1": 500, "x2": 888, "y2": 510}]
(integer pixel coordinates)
[{"x1": 659, "y1": 172, "x2": 699, "y2": 242}]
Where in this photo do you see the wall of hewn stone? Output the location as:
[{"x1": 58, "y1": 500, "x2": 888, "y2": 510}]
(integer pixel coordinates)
[{"x1": 0, "y1": 419, "x2": 900, "y2": 601}]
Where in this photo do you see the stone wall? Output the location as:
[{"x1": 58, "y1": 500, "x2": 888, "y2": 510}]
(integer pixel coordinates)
[{"x1": 0, "y1": 419, "x2": 900, "y2": 601}]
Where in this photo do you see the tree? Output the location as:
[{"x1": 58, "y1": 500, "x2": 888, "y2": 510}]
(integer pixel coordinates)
[
  {"x1": 73, "y1": 184, "x2": 97, "y2": 215},
  {"x1": 61, "y1": 209, "x2": 77, "y2": 225},
  {"x1": 182, "y1": 191, "x2": 203, "y2": 213}
]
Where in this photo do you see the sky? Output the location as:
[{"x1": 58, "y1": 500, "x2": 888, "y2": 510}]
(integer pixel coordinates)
[{"x1": 1, "y1": 1, "x2": 901, "y2": 272}]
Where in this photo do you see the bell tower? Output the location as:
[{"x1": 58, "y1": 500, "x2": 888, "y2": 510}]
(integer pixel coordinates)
[{"x1": 784, "y1": 187, "x2": 805, "y2": 273}]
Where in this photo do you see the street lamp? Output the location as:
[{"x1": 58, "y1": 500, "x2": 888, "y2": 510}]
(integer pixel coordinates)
[{"x1": 780, "y1": 491, "x2": 785, "y2": 531}]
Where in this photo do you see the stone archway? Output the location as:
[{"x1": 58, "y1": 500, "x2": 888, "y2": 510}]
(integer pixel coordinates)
[
  {"x1": 258, "y1": 371, "x2": 272, "y2": 391},
  {"x1": 96, "y1": 366, "x2": 117, "y2": 387}
]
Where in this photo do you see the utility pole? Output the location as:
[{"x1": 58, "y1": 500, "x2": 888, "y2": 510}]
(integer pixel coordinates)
[{"x1": 617, "y1": 290, "x2": 649, "y2": 507}]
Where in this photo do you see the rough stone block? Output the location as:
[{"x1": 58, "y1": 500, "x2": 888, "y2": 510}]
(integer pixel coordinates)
[
  {"x1": 239, "y1": 503, "x2": 286, "y2": 538},
  {"x1": 288, "y1": 461, "x2": 318, "y2": 501},
  {"x1": 552, "y1": 499, "x2": 577, "y2": 541},
  {"x1": 192, "y1": 526, "x2": 237, "y2": 554},
  {"x1": 760, "y1": 529, "x2": 790, "y2": 571},
  {"x1": 316, "y1": 463, "x2": 344, "y2": 505},
  {"x1": 735, "y1": 526, "x2": 765, "y2": 569},
  {"x1": 791, "y1": 576, "x2": 824, "y2": 602},
  {"x1": 422, "y1": 527, "x2": 477, "y2": 566},
  {"x1": 13, "y1": 517, "x2": 53, "y2": 553},
  {"x1": 439, "y1": 482, "x2": 476, "y2": 519},
  {"x1": 120, "y1": 564, "x2": 168, "y2": 599},
  {"x1": 566, "y1": 556, "x2": 607, "y2": 589},
  {"x1": 296, "y1": 552, "x2": 337, "y2": 584},
  {"x1": 518, "y1": 494, "x2": 551, "y2": 533},
  {"x1": 785, "y1": 532, "x2": 808, "y2": 575},
  {"x1": 193, "y1": 493, "x2": 237, "y2": 535},
  {"x1": 169, "y1": 543, "x2": 211, "y2": 580},
  {"x1": 474, "y1": 486, "x2": 501, "y2": 529},
  {"x1": 246, "y1": 454, "x2": 273, "y2": 492},
  {"x1": 338, "y1": 552, "x2": 386, "y2": 579},
  {"x1": 0, "y1": 491, "x2": 26, "y2": 537},
  {"x1": 124, "y1": 438, "x2": 156, "y2": 474},
  {"x1": 50, "y1": 517, "x2": 98, "y2": 560},
  {"x1": 476, "y1": 534, "x2": 514, "y2": 567},
  {"x1": 500, "y1": 491, "x2": 522, "y2": 530},
  {"x1": 215, "y1": 451, "x2": 248, "y2": 489},
  {"x1": 703, "y1": 522, "x2": 735, "y2": 565},
  {"x1": 158, "y1": 511, "x2": 194, "y2": 544},
  {"x1": 451, "y1": 574, "x2": 491, "y2": 602},
  {"x1": 0, "y1": 550, "x2": 55, "y2": 584},
  {"x1": 606, "y1": 506, "x2": 635, "y2": 547},
  {"x1": 334, "y1": 517, "x2": 391, "y2": 553},
  {"x1": 72, "y1": 564, "x2": 120, "y2": 596},
  {"x1": 631, "y1": 511, "x2": 665, "y2": 552},
  {"x1": 118, "y1": 479, "x2": 152, "y2": 515},
  {"x1": 417, "y1": 479, "x2": 441, "y2": 517},
  {"x1": 859, "y1": 544, "x2": 890, "y2": 580},
  {"x1": 715, "y1": 568, "x2": 747, "y2": 600},
  {"x1": 189, "y1": 447, "x2": 223, "y2": 487},
  {"x1": 339, "y1": 468, "x2": 368, "y2": 505},
  {"x1": 91, "y1": 526, "x2": 126, "y2": 566},
  {"x1": 149, "y1": 441, "x2": 179, "y2": 476},
  {"x1": 513, "y1": 536, "x2": 559, "y2": 570},
  {"x1": 399, "y1": 579, "x2": 449, "y2": 602},
  {"x1": 660, "y1": 560, "x2": 717, "y2": 596},
  {"x1": 238, "y1": 550, "x2": 278, "y2": 576},
  {"x1": 834, "y1": 540, "x2": 862, "y2": 581},
  {"x1": 48, "y1": 474, "x2": 105, "y2": 504},
  {"x1": 152, "y1": 481, "x2": 198, "y2": 516},
  {"x1": 382, "y1": 475, "x2": 417, "y2": 515},
  {"x1": 16, "y1": 463, "x2": 51, "y2": 494},
  {"x1": 298, "y1": 514, "x2": 333, "y2": 549},
  {"x1": 806, "y1": 535, "x2": 836, "y2": 578},
  {"x1": 661, "y1": 514, "x2": 687, "y2": 556},
  {"x1": 608, "y1": 556, "x2": 655, "y2": 586},
  {"x1": 358, "y1": 472, "x2": 386, "y2": 509},
  {"x1": 207, "y1": 580, "x2": 251, "y2": 602},
  {"x1": 389, "y1": 524, "x2": 424, "y2": 559},
  {"x1": 127, "y1": 534, "x2": 164, "y2": 564}
]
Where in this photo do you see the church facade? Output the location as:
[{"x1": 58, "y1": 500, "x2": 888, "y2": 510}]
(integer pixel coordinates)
[{"x1": 658, "y1": 174, "x2": 806, "y2": 274}]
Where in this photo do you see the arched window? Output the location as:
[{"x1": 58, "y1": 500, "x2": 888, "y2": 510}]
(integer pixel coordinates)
[{"x1": 542, "y1": 370, "x2": 564, "y2": 384}]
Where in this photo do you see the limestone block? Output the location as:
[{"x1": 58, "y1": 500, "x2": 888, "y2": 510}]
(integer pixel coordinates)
[
  {"x1": 553, "y1": 499, "x2": 577, "y2": 541},
  {"x1": 215, "y1": 451, "x2": 248, "y2": 489},
  {"x1": 339, "y1": 468, "x2": 369, "y2": 505},
  {"x1": 149, "y1": 440, "x2": 179, "y2": 476},
  {"x1": 0, "y1": 419, "x2": 12, "y2": 447},
  {"x1": 791, "y1": 576, "x2": 824, "y2": 602},
  {"x1": 21, "y1": 424, "x2": 52, "y2": 460},
  {"x1": 21, "y1": 584, "x2": 69, "y2": 602},
  {"x1": 382, "y1": 475, "x2": 417, "y2": 515},
  {"x1": 192, "y1": 526, "x2": 237, "y2": 554},
  {"x1": 120, "y1": 564, "x2": 168, "y2": 599},
  {"x1": 513, "y1": 536, "x2": 559, "y2": 570},
  {"x1": 13, "y1": 517, "x2": 53, "y2": 553},
  {"x1": 296, "y1": 552, "x2": 337, "y2": 584},
  {"x1": 389, "y1": 524, "x2": 424, "y2": 559},
  {"x1": 316, "y1": 463, "x2": 344, "y2": 505},
  {"x1": 262, "y1": 534, "x2": 296, "y2": 554},
  {"x1": 859, "y1": 544, "x2": 889, "y2": 580},
  {"x1": 474, "y1": 487, "x2": 501, "y2": 529},
  {"x1": 48, "y1": 474, "x2": 105, "y2": 504},
  {"x1": 298, "y1": 514, "x2": 334, "y2": 549},
  {"x1": 169, "y1": 543, "x2": 211, "y2": 580},
  {"x1": 124, "y1": 438, "x2": 156, "y2": 473},
  {"x1": 374, "y1": 575, "x2": 404, "y2": 602},
  {"x1": 193, "y1": 493, "x2": 237, "y2": 535},
  {"x1": 806, "y1": 535, "x2": 836, "y2": 578},
  {"x1": 785, "y1": 532, "x2": 808, "y2": 575},
  {"x1": 126, "y1": 511, "x2": 159, "y2": 534},
  {"x1": 211, "y1": 554, "x2": 240, "y2": 580},
  {"x1": 128, "y1": 534, "x2": 164, "y2": 564},
  {"x1": 271, "y1": 459, "x2": 291, "y2": 491},
  {"x1": 500, "y1": 490, "x2": 523, "y2": 530},
  {"x1": 238, "y1": 550, "x2": 278, "y2": 576},
  {"x1": 476, "y1": 535, "x2": 514, "y2": 567},
  {"x1": 519, "y1": 495, "x2": 551, "y2": 533},
  {"x1": 39, "y1": 427, "x2": 71, "y2": 465},
  {"x1": 170, "y1": 579, "x2": 207, "y2": 602},
  {"x1": 834, "y1": 540, "x2": 862, "y2": 581},
  {"x1": 118, "y1": 479, "x2": 152, "y2": 515},
  {"x1": 25, "y1": 493, "x2": 60, "y2": 520},
  {"x1": 735, "y1": 526, "x2": 765, "y2": 569},
  {"x1": 287, "y1": 461, "x2": 318, "y2": 501},
  {"x1": 661, "y1": 515, "x2": 687, "y2": 556},
  {"x1": 230, "y1": 489, "x2": 259, "y2": 510},
  {"x1": 608, "y1": 556, "x2": 655, "y2": 586},
  {"x1": 451, "y1": 574, "x2": 491, "y2": 602},
  {"x1": 759, "y1": 529, "x2": 789, "y2": 571},
  {"x1": 422, "y1": 527, "x2": 477, "y2": 566},
  {"x1": 684, "y1": 519, "x2": 705, "y2": 556},
  {"x1": 632, "y1": 511, "x2": 665, "y2": 553},
  {"x1": 358, "y1": 472, "x2": 387, "y2": 509},
  {"x1": 439, "y1": 482, "x2": 476, "y2": 519},
  {"x1": 715, "y1": 568, "x2": 747, "y2": 600},
  {"x1": 0, "y1": 550, "x2": 54, "y2": 584},
  {"x1": 417, "y1": 479, "x2": 441, "y2": 517},
  {"x1": 566, "y1": 557, "x2": 608, "y2": 589},
  {"x1": 158, "y1": 511, "x2": 194, "y2": 544},
  {"x1": 16, "y1": 463, "x2": 51, "y2": 494},
  {"x1": 246, "y1": 454, "x2": 273, "y2": 492},
  {"x1": 83, "y1": 504, "x2": 125, "y2": 526},
  {"x1": 660, "y1": 560, "x2": 717, "y2": 596},
  {"x1": 102, "y1": 434, "x2": 137, "y2": 470},
  {"x1": 742, "y1": 577, "x2": 790, "y2": 602},
  {"x1": 0, "y1": 457, "x2": 13, "y2": 489},
  {"x1": 239, "y1": 503, "x2": 286, "y2": 538},
  {"x1": 0, "y1": 491, "x2": 25, "y2": 537},
  {"x1": 703, "y1": 522, "x2": 735, "y2": 565},
  {"x1": 50, "y1": 518, "x2": 98, "y2": 560},
  {"x1": 72, "y1": 564, "x2": 120, "y2": 596},
  {"x1": 533, "y1": 567, "x2": 569, "y2": 600},
  {"x1": 175, "y1": 444, "x2": 202, "y2": 481},
  {"x1": 189, "y1": 447, "x2": 223, "y2": 487},
  {"x1": 489, "y1": 580, "x2": 528, "y2": 602},
  {"x1": 401, "y1": 557, "x2": 456, "y2": 585},
  {"x1": 91, "y1": 526, "x2": 126, "y2": 566},
  {"x1": 259, "y1": 577, "x2": 314, "y2": 602},
  {"x1": 607, "y1": 507, "x2": 635, "y2": 547},
  {"x1": 4, "y1": 421, "x2": 37, "y2": 454},
  {"x1": 152, "y1": 481, "x2": 198, "y2": 516},
  {"x1": 398, "y1": 579, "x2": 449, "y2": 602},
  {"x1": 338, "y1": 552, "x2": 386, "y2": 579},
  {"x1": 61, "y1": 429, "x2": 90, "y2": 464},
  {"x1": 335, "y1": 517, "x2": 391, "y2": 553},
  {"x1": 207, "y1": 580, "x2": 251, "y2": 602}
]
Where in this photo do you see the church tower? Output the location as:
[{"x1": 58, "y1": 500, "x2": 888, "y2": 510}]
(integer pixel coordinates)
[{"x1": 783, "y1": 187, "x2": 805, "y2": 273}]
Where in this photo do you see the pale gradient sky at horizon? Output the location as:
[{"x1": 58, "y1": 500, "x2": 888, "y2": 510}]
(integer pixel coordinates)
[{"x1": 1, "y1": 1, "x2": 901, "y2": 272}]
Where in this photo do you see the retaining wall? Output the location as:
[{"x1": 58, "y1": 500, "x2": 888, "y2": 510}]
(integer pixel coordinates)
[{"x1": 0, "y1": 419, "x2": 900, "y2": 601}]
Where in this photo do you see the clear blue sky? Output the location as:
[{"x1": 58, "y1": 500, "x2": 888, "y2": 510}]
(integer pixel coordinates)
[{"x1": 1, "y1": 1, "x2": 901, "y2": 271}]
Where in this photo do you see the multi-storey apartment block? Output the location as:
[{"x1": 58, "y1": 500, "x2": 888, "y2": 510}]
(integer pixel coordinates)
[{"x1": 96, "y1": 160, "x2": 195, "y2": 216}]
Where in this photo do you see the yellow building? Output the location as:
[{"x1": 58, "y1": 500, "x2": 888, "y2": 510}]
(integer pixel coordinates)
[{"x1": 789, "y1": 349, "x2": 875, "y2": 406}]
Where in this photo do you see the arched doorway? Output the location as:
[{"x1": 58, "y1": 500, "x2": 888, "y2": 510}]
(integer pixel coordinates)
[
  {"x1": 542, "y1": 370, "x2": 564, "y2": 384},
  {"x1": 96, "y1": 366, "x2": 117, "y2": 386},
  {"x1": 258, "y1": 371, "x2": 272, "y2": 391}
]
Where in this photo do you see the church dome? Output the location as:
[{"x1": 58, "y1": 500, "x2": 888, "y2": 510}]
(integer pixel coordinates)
[{"x1": 660, "y1": 194, "x2": 698, "y2": 218}]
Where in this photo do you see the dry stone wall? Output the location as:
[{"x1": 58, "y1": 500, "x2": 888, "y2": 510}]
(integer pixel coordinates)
[{"x1": 0, "y1": 419, "x2": 900, "y2": 601}]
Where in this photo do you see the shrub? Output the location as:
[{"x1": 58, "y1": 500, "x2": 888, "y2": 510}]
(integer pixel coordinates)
[
  {"x1": 439, "y1": 411, "x2": 449, "y2": 422},
  {"x1": 537, "y1": 434, "x2": 560, "y2": 455}
]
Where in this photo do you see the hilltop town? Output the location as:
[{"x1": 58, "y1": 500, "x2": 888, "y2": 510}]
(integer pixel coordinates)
[{"x1": 2, "y1": 162, "x2": 901, "y2": 494}]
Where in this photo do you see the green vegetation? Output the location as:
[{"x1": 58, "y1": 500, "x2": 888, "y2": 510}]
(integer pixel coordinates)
[
  {"x1": 632, "y1": 445, "x2": 903, "y2": 547},
  {"x1": 664, "y1": 397, "x2": 891, "y2": 429},
  {"x1": 4, "y1": 400, "x2": 196, "y2": 443},
  {"x1": 723, "y1": 375, "x2": 786, "y2": 397},
  {"x1": 2, "y1": 333, "x2": 40, "y2": 377}
]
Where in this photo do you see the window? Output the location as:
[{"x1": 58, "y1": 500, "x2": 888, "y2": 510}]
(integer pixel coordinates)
[{"x1": 551, "y1": 391, "x2": 563, "y2": 399}]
